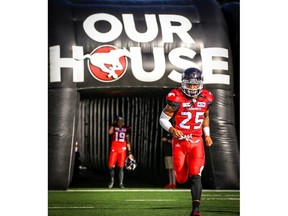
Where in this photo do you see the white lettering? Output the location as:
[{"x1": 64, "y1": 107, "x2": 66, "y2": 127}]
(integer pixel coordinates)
[
  {"x1": 201, "y1": 48, "x2": 229, "y2": 85},
  {"x1": 168, "y1": 47, "x2": 198, "y2": 82},
  {"x1": 83, "y1": 13, "x2": 195, "y2": 43},
  {"x1": 159, "y1": 14, "x2": 195, "y2": 43},
  {"x1": 83, "y1": 13, "x2": 122, "y2": 42},
  {"x1": 122, "y1": 14, "x2": 158, "y2": 42},
  {"x1": 49, "y1": 45, "x2": 84, "y2": 82},
  {"x1": 130, "y1": 47, "x2": 166, "y2": 82},
  {"x1": 49, "y1": 45, "x2": 230, "y2": 85}
]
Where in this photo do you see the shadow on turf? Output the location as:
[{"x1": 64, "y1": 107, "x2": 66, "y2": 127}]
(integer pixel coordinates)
[{"x1": 69, "y1": 168, "x2": 169, "y2": 188}]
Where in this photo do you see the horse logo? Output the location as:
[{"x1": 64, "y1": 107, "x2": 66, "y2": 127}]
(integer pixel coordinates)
[{"x1": 75, "y1": 45, "x2": 131, "y2": 82}]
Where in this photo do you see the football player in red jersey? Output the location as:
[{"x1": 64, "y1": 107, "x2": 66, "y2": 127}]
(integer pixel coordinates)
[
  {"x1": 159, "y1": 67, "x2": 214, "y2": 216},
  {"x1": 108, "y1": 116, "x2": 134, "y2": 188}
]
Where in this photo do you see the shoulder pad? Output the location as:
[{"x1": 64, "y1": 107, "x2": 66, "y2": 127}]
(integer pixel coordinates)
[
  {"x1": 201, "y1": 89, "x2": 214, "y2": 102},
  {"x1": 166, "y1": 88, "x2": 183, "y2": 103}
]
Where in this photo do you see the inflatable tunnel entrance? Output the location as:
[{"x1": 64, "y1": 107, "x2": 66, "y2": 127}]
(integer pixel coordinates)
[
  {"x1": 48, "y1": 0, "x2": 240, "y2": 190},
  {"x1": 77, "y1": 95, "x2": 168, "y2": 186}
]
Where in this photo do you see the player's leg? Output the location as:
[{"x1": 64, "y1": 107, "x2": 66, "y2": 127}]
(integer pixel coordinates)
[
  {"x1": 169, "y1": 156, "x2": 176, "y2": 188},
  {"x1": 166, "y1": 156, "x2": 176, "y2": 188},
  {"x1": 108, "y1": 168, "x2": 115, "y2": 188},
  {"x1": 190, "y1": 175, "x2": 203, "y2": 215},
  {"x1": 164, "y1": 156, "x2": 175, "y2": 188},
  {"x1": 108, "y1": 149, "x2": 118, "y2": 188},
  {"x1": 117, "y1": 149, "x2": 126, "y2": 188},
  {"x1": 173, "y1": 140, "x2": 189, "y2": 184},
  {"x1": 187, "y1": 137, "x2": 205, "y2": 216},
  {"x1": 118, "y1": 168, "x2": 124, "y2": 188},
  {"x1": 171, "y1": 169, "x2": 176, "y2": 188}
]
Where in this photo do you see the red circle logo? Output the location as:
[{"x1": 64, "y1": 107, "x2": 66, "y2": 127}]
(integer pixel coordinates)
[{"x1": 87, "y1": 45, "x2": 129, "y2": 82}]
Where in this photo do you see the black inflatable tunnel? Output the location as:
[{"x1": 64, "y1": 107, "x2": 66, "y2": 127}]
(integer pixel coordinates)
[
  {"x1": 48, "y1": 0, "x2": 240, "y2": 190},
  {"x1": 221, "y1": 1, "x2": 240, "y2": 143}
]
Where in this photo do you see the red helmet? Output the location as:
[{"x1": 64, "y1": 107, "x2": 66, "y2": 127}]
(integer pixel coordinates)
[{"x1": 181, "y1": 67, "x2": 204, "y2": 97}]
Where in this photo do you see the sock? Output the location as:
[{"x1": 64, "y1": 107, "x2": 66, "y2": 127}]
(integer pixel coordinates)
[
  {"x1": 169, "y1": 170, "x2": 173, "y2": 184},
  {"x1": 119, "y1": 168, "x2": 124, "y2": 184},
  {"x1": 109, "y1": 168, "x2": 114, "y2": 182},
  {"x1": 172, "y1": 170, "x2": 176, "y2": 185},
  {"x1": 190, "y1": 175, "x2": 202, "y2": 212}
]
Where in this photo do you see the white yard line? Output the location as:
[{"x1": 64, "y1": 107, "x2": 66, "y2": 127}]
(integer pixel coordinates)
[
  {"x1": 126, "y1": 199, "x2": 175, "y2": 202},
  {"x1": 49, "y1": 189, "x2": 239, "y2": 193},
  {"x1": 48, "y1": 206, "x2": 95, "y2": 209},
  {"x1": 48, "y1": 190, "x2": 239, "y2": 210}
]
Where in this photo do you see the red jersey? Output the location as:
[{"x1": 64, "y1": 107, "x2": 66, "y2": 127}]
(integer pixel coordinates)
[
  {"x1": 166, "y1": 87, "x2": 214, "y2": 137},
  {"x1": 110, "y1": 126, "x2": 130, "y2": 149}
]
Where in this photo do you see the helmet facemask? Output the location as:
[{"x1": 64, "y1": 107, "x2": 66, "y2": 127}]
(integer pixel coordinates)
[
  {"x1": 125, "y1": 157, "x2": 137, "y2": 171},
  {"x1": 181, "y1": 79, "x2": 203, "y2": 97}
]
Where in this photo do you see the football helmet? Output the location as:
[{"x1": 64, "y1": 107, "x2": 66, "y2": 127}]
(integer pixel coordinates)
[
  {"x1": 114, "y1": 115, "x2": 124, "y2": 127},
  {"x1": 116, "y1": 115, "x2": 124, "y2": 121},
  {"x1": 181, "y1": 67, "x2": 204, "y2": 97},
  {"x1": 125, "y1": 157, "x2": 137, "y2": 171}
]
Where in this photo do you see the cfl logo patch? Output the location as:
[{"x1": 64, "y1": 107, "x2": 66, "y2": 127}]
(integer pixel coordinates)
[{"x1": 197, "y1": 102, "x2": 206, "y2": 107}]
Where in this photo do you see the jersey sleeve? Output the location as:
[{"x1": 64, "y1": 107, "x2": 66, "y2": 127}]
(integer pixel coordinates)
[
  {"x1": 203, "y1": 89, "x2": 214, "y2": 110},
  {"x1": 166, "y1": 88, "x2": 181, "y2": 110},
  {"x1": 126, "y1": 126, "x2": 131, "y2": 135}
]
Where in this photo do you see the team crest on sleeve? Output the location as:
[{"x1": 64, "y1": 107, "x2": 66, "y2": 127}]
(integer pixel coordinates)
[{"x1": 167, "y1": 92, "x2": 175, "y2": 97}]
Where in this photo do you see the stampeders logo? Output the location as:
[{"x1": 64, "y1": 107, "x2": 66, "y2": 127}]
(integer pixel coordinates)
[{"x1": 76, "y1": 45, "x2": 130, "y2": 82}]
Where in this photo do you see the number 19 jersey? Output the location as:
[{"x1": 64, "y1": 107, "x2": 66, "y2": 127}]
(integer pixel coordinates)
[{"x1": 111, "y1": 126, "x2": 130, "y2": 149}]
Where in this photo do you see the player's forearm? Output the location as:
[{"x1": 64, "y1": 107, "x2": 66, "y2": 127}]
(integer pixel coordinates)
[
  {"x1": 169, "y1": 127, "x2": 183, "y2": 138},
  {"x1": 126, "y1": 144, "x2": 133, "y2": 155},
  {"x1": 202, "y1": 112, "x2": 210, "y2": 127},
  {"x1": 108, "y1": 126, "x2": 114, "y2": 134}
]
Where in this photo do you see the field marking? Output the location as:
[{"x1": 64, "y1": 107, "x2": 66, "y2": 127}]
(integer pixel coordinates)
[
  {"x1": 49, "y1": 189, "x2": 239, "y2": 193},
  {"x1": 49, "y1": 206, "x2": 95, "y2": 209},
  {"x1": 126, "y1": 199, "x2": 175, "y2": 202},
  {"x1": 49, "y1": 197, "x2": 239, "y2": 210},
  {"x1": 202, "y1": 198, "x2": 240, "y2": 200},
  {"x1": 126, "y1": 198, "x2": 239, "y2": 201},
  {"x1": 202, "y1": 194, "x2": 239, "y2": 197}
]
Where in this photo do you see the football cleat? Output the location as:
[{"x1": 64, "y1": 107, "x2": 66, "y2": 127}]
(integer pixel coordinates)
[
  {"x1": 164, "y1": 184, "x2": 172, "y2": 189},
  {"x1": 108, "y1": 180, "x2": 114, "y2": 188},
  {"x1": 190, "y1": 211, "x2": 202, "y2": 216},
  {"x1": 164, "y1": 184, "x2": 176, "y2": 189},
  {"x1": 125, "y1": 157, "x2": 137, "y2": 171}
]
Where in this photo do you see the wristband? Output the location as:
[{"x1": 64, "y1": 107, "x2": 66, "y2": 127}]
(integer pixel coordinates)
[
  {"x1": 203, "y1": 127, "x2": 210, "y2": 137},
  {"x1": 159, "y1": 111, "x2": 172, "y2": 132},
  {"x1": 128, "y1": 150, "x2": 132, "y2": 155}
]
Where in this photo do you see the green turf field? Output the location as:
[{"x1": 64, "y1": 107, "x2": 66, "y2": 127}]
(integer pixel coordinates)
[{"x1": 48, "y1": 189, "x2": 240, "y2": 216}]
